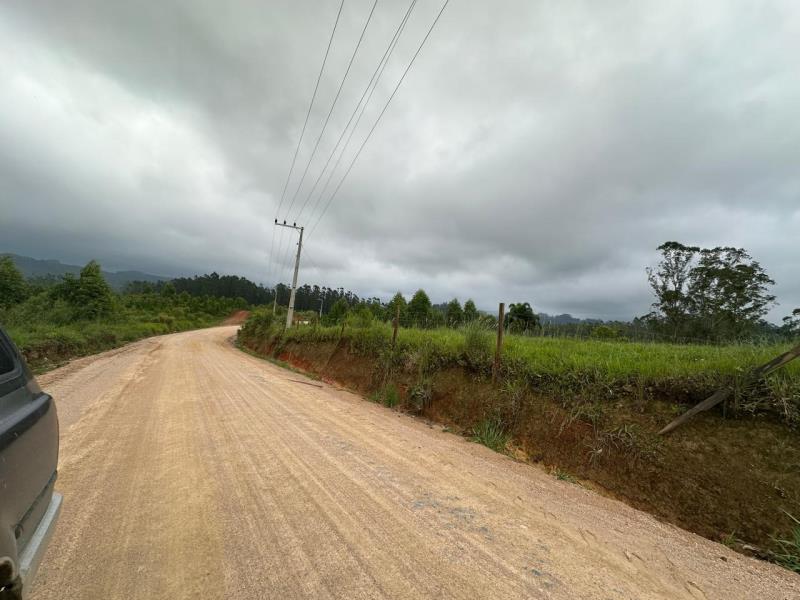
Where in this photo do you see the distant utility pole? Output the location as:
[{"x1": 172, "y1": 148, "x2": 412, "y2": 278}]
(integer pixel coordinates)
[
  {"x1": 274, "y1": 220, "x2": 304, "y2": 329},
  {"x1": 319, "y1": 296, "x2": 324, "y2": 320}
]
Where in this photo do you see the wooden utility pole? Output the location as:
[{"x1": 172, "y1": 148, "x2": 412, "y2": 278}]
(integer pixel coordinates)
[
  {"x1": 392, "y1": 304, "x2": 400, "y2": 347},
  {"x1": 493, "y1": 302, "x2": 505, "y2": 383}
]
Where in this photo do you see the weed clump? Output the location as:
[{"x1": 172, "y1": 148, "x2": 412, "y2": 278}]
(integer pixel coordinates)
[
  {"x1": 470, "y1": 419, "x2": 510, "y2": 452},
  {"x1": 553, "y1": 468, "x2": 577, "y2": 483},
  {"x1": 378, "y1": 384, "x2": 400, "y2": 408},
  {"x1": 772, "y1": 513, "x2": 800, "y2": 573},
  {"x1": 461, "y1": 320, "x2": 492, "y2": 369},
  {"x1": 407, "y1": 378, "x2": 433, "y2": 412}
]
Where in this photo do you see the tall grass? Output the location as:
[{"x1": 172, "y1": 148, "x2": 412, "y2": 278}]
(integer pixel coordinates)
[
  {"x1": 241, "y1": 319, "x2": 800, "y2": 425},
  {"x1": 773, "y1": 513, "x2": 800, "y2": 573},
  {"x1": 470, "y1": 419, "x2": 510, "y2": 452}
]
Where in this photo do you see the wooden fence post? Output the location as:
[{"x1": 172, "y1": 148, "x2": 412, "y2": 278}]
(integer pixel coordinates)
[
  {"x1": 493, "y1": 303, "x2": 505, "y2": 383},
  {"x1": 392, "y1": 304, "x2": 400, "y2": 347}
]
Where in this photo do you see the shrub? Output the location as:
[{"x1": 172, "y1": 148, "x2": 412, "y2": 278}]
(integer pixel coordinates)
[{"x1": 346, "y1": 306, "x2": 374, "y2": 329}]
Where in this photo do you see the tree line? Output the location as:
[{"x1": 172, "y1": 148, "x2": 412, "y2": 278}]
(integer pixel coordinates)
[
  {"x1": 645, "y1": 242, "x2": 797, "y2": 341},
  {"x1": 3, "y1": 241, "x2": 797, "y2": 344}
]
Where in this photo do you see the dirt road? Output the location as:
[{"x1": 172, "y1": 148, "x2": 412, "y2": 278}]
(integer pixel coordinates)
[{"x1": 29, "y1": 327, "x2": 797, "y2": 599}]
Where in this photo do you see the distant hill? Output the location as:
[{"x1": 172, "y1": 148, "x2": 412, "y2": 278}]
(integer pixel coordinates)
[
  {"x1": 2, "y1": 253, "x2": 169, "y2": 290},
  {"x1": 538, "y1": 312, "x2": 603, "y2": 325}
]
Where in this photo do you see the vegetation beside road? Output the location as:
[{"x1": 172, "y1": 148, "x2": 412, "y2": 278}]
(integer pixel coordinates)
[
  {"x1": 243, "y1": 312, "x2": 800, "y2": 426},
  {"x1": 238, "y1": 311, "x2": 800, "y2": 570},
  {"x1": 0, "y1": 257, "x2": 246, "y2": 371}
]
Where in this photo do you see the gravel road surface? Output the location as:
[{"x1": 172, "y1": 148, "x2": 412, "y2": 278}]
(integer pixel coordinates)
[{"x1": 29, "y1": 326, "x2": 798, "y2": 599}]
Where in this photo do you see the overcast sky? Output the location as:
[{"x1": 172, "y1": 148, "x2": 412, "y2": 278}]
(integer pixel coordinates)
[{"x1": 1, "y1": 1, "x2": 798, "y2": 320}]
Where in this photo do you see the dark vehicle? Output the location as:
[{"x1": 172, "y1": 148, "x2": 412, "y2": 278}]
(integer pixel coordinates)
[{"x1": 0, "y1": 328, "x2": 61, "y2": 599}]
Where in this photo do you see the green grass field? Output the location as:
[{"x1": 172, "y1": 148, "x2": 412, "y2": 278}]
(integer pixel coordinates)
[{"x1": 242, "y1": 314, "x2": 799, "y2": 425}]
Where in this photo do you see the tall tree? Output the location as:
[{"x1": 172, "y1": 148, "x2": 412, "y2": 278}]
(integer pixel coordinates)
[
  {"x1": 688, "y1": 246, "x2": 776, "y2": 339},
  {"x1": 463, "y1": 299, "x2": 479, "y2": 323},
  {"x1": 324, "y1": 298, "x2": 349, "y2": 325},
  {"x1": 646, "y1": 241, "x2": 699, "y2": 339},
  {"x1": 0, "y1": 256, "x2": 28, "y2": 309},
  {"x1": 385, "y1": 292, "x2": 407, "y2": 323},
  {"x1": 53, "y1": 261, "x2": 115, "y2": 319},
  {"x1": 408, "y1": 289, "x2": 432, "y2": 328},
  {"x1": 782, "y1": 309, "x2": 800, "y2": 338},
  {"x1": 504, "y1": 302, "x2": 539, "y2": 333},
  {"x1": 646, "y1": 242, "x2": 777, "y2": 341},
  {"x1": 445, "y1": 298, "x2": 464, "y2": 327}
]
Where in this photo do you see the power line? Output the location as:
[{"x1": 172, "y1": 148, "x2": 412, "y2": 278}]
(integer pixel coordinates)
[
  {"x1": 295, "y1": 0, "x2": 418, "y2": 225},
  {"x1": 281, "y1": 0, "x2": 380, "y2": 222},
  {"x1": 303, "y1": 2, "x2": 413, "y2": 228},
  {"x1": 267, "y1": 0, "x2": 344, "y2": 287},
  {"x1": 309, "y1": 0, "x2": 451, "y2": 238},
  {"x1": 276, "y1": 0, "x2": 380, "y2": 288}
]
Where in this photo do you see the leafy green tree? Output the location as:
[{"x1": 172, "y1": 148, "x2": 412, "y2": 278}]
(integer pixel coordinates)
[
  {"x1": 646, "y1": 242, "x2": 777, "y2": 341},
  {"x1": 646, "y1": 242, "x2": 699, "y2": 339},
  {"x1": 408, "y1": 289, "x2": 432, "y2": 328},
  {"x1": 504, "y1": 302, "x2": 539, "y2": 333},
  {"x1": 161, "y1": 281, "x2": 177, "y2": 297},
  {"x1": 324, "y1": 298, "x2": 350, "y2": 325},
  {"x1": 445, "y1": 298, "x2": 464, "y2": 327},
  {"x1": 385, "y1": 292, "x2": 407, "y2": 323},
  {"x1": 364, "y1": 299, "x2": 385, "y2": 320},
  {"x1": 781, "y1": 308, "x2": 800, "y2": 338},
  {"x1": 53, "y1": 260, "x2": 115, "y2": 319},
  {"x1": 0, "y1": 256, "x2": 28, "y2": 309},
  {"x1": 346, "y1": 306, "x2": 374, "y2": 328},
  {"x1": 688, "y1": 246, "x2": 776, "y2": 339},
  {"x1": 463, "y1": 299, "x2": 479, "y2": 323}
]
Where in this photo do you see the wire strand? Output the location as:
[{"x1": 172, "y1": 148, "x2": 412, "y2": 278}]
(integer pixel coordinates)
[
  {"x1": 295, "y1": 0, "x2": 418, "y2": 225},
  {"x1": 276, "y1": 0, "x2": 379, "y2": 283},
  {"x1": 268, "y1": 0, "x2": 344, "y2": 287},
  {"x1": 304, "y1": 4, "x2": 412, "y2": 227},
  {"x1": 309, "y1": 0, "x2": 451, "y2": 238},
  {"x1": 282, "y1": 0, "x2": 379, "y2": 222}
]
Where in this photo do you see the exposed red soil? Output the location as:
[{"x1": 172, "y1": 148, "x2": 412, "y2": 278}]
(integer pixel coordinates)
[{"x1": 222, "y1": 310, "x2": 251, "y2": 325}]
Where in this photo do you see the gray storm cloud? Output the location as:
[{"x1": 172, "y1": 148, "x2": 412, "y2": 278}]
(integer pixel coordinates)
[{"x1": 0, "y1": 0, "x2": 798, "y2": 321}]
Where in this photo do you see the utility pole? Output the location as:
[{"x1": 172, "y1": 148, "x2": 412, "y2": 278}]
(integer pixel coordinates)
[
  {"x1": 319, "y1": 296, "x2": 324, "y2": 320},
  {"x1": 272, "y1": 287, "x2": 278, "y2": 315},
  {"x1": 274, "y1": 220, "x2": 304, "y2": 329}
]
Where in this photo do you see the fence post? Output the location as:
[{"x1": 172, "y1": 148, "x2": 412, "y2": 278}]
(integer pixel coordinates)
[
  {"x1": 493, "y1": 302, "x2": 505, "y2": 383},
  {"x1": 392, "y1": 304, "x2": 400, "y2": 347}
]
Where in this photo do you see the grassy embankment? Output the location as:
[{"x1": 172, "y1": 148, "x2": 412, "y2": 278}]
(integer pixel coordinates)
[
  {"x1": 239, "y1": 312, "x2": 800, "y2": 570},
  {"x1": 2, "y1": 292, "x2": 245, "y2": 372}
]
